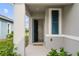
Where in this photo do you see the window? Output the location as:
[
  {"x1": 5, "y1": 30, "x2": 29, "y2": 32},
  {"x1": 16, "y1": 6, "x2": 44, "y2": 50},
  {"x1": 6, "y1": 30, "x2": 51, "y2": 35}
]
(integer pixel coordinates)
[
  {"x1": 49, "y1": 8, "x2": 61, "y2": 35},
  {"x1": 8, "y1": 23, "x2": 11, "y2": 34},
  {"x1": 52, "y1": 10, "x2": 59, "y2": 34},
  {"x1": 8, "y1": 24, "x2": 9, "y2": 33}
]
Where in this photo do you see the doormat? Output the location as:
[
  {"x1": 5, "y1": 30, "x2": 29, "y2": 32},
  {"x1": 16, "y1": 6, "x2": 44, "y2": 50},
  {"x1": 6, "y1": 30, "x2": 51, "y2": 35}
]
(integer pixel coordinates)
[{"x1": 33, "y1": 43, "x2": 43, "y2": 46}]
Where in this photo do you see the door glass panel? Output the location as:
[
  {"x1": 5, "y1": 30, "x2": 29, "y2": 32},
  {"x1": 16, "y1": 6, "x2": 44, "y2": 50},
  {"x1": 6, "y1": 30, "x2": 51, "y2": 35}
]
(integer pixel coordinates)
[{"x1": 52, "y1": 10, "x2": 59, "y2": 34}]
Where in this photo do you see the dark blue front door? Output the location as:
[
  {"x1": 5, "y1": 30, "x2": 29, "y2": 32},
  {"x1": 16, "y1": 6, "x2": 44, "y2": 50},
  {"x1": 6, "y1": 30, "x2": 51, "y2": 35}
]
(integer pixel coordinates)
[{"x1": 34, "y1": 20, "x2": 38, "y2": 42}]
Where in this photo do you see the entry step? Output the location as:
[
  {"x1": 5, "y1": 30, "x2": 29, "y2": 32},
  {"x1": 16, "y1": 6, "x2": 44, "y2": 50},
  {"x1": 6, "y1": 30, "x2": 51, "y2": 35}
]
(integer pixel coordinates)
[{"x1": 33, "y1": 42, "x2": 43, "y2": 46}]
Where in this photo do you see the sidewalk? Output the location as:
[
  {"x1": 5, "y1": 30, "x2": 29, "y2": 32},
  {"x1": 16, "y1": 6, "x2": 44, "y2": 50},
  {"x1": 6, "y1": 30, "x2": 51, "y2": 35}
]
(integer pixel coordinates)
[{"x1": 25, "y1": 44, "x2": 50, "y2": 56}]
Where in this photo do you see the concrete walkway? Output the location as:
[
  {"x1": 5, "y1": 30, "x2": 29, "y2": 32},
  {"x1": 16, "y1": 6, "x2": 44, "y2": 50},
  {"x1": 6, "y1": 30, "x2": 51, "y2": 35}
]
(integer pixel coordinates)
[{"x1": 25, "y1": 44, "x2": 50, "y2": 56}]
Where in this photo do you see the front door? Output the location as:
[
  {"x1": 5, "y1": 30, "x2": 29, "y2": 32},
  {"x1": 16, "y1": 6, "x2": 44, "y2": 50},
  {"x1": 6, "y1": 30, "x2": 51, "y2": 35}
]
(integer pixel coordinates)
[{"x1": 34, "y1": 20, "x2": 38, "y2": 42}]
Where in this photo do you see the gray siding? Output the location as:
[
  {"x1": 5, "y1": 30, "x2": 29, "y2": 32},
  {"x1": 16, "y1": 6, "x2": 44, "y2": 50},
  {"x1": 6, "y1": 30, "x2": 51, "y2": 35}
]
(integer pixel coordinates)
[
  {"x1": 1, "y1": 20, "x2": 8, "y2": 39},
  {"x1": 0, "y1": 19, "x2": 13, "y2": 39}
]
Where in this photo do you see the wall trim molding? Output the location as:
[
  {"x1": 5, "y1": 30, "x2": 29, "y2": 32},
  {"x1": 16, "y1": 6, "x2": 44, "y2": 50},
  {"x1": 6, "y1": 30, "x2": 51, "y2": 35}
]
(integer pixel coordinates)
[
  {"x1": 45, "y1": 34, "x2": 79, "y2": 41},
  {"x1": 63, "y1": 35, "x2": 79, "y2": 41}
]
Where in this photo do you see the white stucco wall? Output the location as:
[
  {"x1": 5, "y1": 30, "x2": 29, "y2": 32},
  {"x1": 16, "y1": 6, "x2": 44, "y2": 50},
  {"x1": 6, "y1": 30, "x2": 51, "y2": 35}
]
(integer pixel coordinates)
[
  {"x1": 62, "y1": 4, "x2": 79, "y2": 55},
  {"x1": 45, "y1": 36, "x2": 64, "y2": 49},
  {"x1": 62, "y1": 4, "x2": 79, "y2": 36},
  {"x1": 31, "y1": 13, "x2": 45, "y2": 19},
  {"x1": 38, "y1": 19, "x2": 44, "y2": 42},
  {"x1": 14, "y1": 4, "x2": 25, "y2": 55},
  {"x1": 63, "y1": 37, "x2": 79, "y2": 55}
]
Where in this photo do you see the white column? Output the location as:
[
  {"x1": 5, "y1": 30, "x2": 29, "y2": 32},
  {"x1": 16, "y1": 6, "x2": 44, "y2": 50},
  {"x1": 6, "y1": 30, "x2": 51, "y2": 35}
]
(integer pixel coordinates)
[{"x1": 14, "y1": 4, "x2": 25, "y2": 56}]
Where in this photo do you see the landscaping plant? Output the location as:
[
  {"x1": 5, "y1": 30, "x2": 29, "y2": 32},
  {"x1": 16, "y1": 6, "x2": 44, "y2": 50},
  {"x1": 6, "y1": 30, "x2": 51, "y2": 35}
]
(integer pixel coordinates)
[
  {"x1": 47, "y1": 48, "x2": 58, "y2": 56},
  {"x1": 77, "y1": 52, "x2": 79, "y2": 56},
  {"x1": 0, "y1": 32, "x2": 17, "y2": 56},
  {"x1": 47, "y1": 48, "x2": 72, "y2": 56},
  {"x1": 59, "y1": 48, "x2": 72, "y2": 56},
  {"x1": 25, "y1": 28, "x2": 29, "y2": 47}
]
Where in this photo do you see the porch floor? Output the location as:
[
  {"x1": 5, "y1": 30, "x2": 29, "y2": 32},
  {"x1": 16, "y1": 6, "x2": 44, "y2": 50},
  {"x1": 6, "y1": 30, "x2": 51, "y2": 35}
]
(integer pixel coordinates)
[{"x1": 25, "y1": 44, "x2": 50, "y2": 56}]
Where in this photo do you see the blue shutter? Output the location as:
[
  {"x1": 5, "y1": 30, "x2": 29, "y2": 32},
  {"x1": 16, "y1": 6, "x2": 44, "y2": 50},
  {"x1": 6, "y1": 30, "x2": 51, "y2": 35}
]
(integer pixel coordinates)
[{"x1": 52, "y1": 10, "x2": 59, "y2": 34}]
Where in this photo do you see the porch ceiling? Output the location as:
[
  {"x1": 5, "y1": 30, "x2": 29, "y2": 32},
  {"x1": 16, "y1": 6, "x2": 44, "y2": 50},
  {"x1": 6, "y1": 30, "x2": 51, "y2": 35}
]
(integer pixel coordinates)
[{"x1": 25, "y1": 3, "x2": 72, "y2": 15}]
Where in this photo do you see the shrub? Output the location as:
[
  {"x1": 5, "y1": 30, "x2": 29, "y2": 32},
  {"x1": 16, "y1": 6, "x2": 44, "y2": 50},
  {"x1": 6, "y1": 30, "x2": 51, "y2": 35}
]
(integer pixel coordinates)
[
  {"x1": 59, "y1": 48, "x2": 72, "y2": 56},
  {"x1": 0, "y1": 32, "x2": 17, "y2": 56},
  {"x1": 47, "y1": 48, "x2": 72, "y2": 56},
  {"x1": 0, "y1": 40, "x2": 17, "y2": 56},
  {"x1": 25, "y1": 29, "x2": 29, "y2": 47},
  {"x1": 77, "y1": 52, "x2": 79, "y2": 56},
  {"x1": 7, "y1": 31, "x2": 13, "y2": 39},
  {"x1": 25, "y1": 35, "x2": 29, "y2": 47},
  {"x1": 47, "y1": 48, "x2": 58, "y2": 56}
]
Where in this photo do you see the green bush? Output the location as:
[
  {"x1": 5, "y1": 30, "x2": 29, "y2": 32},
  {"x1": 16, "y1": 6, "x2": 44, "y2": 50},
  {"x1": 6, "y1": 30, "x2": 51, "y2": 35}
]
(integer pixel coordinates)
[
  {"x1": 59, "y1": 48, "x2": 72, "y2": 56},
  {"x1": 25, "y1": 35, "x2": 29, "y2": 47},
  {"x1": 47, "y1": 48, "x2": 58, "y2": 56},
  {"x1": 7, "y1": 31, "x2": 13, "y2": 39},
  {"x1": 77, "y1": 52, "x2": 79, "y2": 56},
  {"x1": 25, "y1": 29, "x2": 29, "y2": 47},
  {"x1": 47, "y1": 48, "x2": 72, "y2": 56},
  {"x1": 0, "y1": 32, "x2": 17, "y2": 56}
]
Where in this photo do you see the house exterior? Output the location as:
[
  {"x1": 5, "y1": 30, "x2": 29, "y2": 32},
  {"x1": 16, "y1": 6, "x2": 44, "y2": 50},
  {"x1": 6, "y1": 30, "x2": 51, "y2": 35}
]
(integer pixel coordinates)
[
  {"x1": 26, "y1": 3, "x2": 79, "y2": 55},
  {"x1": 13, "y1": 3, "x2": 79, "y2": 55},
  {"x1": 0, "y1": 15, "x2": 13, "y2": 39}
]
